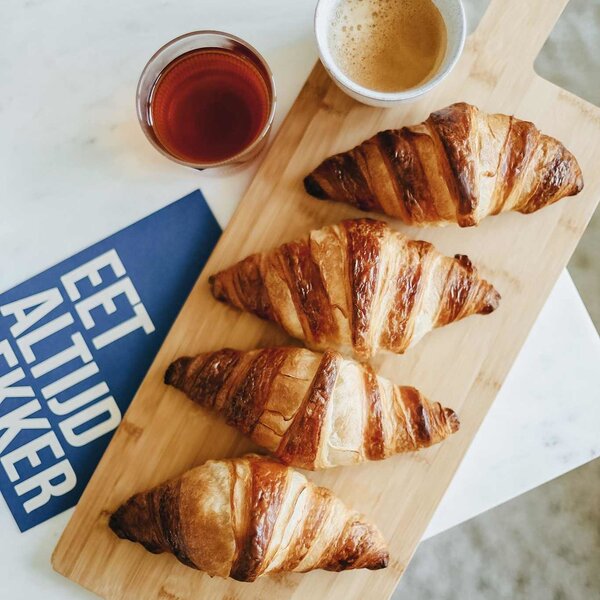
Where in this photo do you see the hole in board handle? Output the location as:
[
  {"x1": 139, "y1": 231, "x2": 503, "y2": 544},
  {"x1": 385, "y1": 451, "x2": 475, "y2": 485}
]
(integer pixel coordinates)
[
  {"x1": 534, "y1": 0, "x2": 600, "y2": 108},
  {"x1": 462, "y1": 0, "x2": 493, "y2": 35}
]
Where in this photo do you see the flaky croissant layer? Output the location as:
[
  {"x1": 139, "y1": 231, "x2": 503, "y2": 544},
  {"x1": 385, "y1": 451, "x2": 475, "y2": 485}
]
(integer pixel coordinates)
[
  {"x1": 304, "y1": 102, "x2": 583, "y2": 227},
  {"x1": 166, "y1": 347, "x2": 459, "y2": 469},
  {"x1": 109, "y1": 455, "x2": 389, "y2": 581},
  {"x1": 210, "y1": 218, "x2": 500, "y2": 360}
]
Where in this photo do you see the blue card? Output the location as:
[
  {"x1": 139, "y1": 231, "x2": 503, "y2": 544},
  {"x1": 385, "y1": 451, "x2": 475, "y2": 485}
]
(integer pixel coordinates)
[{"x1": 0, "y1": 190, "x2": 221, "y2": 531}]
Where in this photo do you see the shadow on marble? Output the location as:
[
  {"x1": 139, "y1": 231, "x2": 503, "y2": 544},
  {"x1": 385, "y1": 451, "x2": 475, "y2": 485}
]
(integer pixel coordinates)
[{"x1": 394, "y1": 459, "x2": 600, "y2": 600}]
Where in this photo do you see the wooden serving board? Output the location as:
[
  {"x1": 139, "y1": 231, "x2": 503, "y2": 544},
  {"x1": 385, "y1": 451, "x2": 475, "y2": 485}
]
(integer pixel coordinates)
[{"x1": 53, "y1": 1, "x2": 600, "y2": 598}]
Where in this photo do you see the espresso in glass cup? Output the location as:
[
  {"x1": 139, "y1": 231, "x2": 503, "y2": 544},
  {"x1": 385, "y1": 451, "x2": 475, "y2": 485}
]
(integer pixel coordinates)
[{"x1": 137, "y1": 31, "x2": 276, "y2": 169}]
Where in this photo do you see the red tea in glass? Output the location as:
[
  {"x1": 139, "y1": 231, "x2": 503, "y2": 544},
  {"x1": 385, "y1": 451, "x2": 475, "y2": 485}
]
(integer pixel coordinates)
[{"x1": 137, "y1": 32, "x2": 276, "y2": 169}]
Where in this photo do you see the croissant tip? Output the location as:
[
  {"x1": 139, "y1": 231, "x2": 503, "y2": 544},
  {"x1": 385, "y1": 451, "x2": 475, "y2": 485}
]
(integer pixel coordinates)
[
  {"x1": 208, "y1": 272, "x2": 229, "y2": 303},
  {"x1": 454, "y1": 254, "x2": 474, "y2": 271},
  {"x1": 369, "y1": 552, "x2": 390, "y2": 570},
  {"x1": 303, "y1": 174, "x2": 329, "y2": 199},
  {"x1": 444, "y1": 407, "x2": 460, "y2": 433},
  {"x1": 480, "y1": 287, "x2": 501, "y2": 315},
  {"x1": 208, "y1": 273, "x2": 218, "y2": 295},
  {"x1": 164, "y1": 357, "x2": 189, "y2": 387},
  {"x1": 575, "y1": 171, "x2": 584, "y2": 194},
  {"x1": 108, "y1": 506, "x2": 130, "y2": 540}
]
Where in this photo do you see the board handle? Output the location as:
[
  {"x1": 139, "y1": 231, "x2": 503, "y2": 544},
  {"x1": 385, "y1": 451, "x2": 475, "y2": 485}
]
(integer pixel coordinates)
[{"x1": 472, "y1": 0, "x2": 570, "y2": 68}]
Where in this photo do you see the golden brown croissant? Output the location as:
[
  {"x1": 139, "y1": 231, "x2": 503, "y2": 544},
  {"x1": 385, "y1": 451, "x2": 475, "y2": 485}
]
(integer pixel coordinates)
[
  {"x1": 165, "y1": 347, "x2": 459, "y2": 469},
  {"x1": 109, "y1": 454, "x2": 388, "y2": 581},
  {"x1": 304, "y1": 102, "x2": 584, "y2": 227},
  {"x1": 210, "y1": 218, "x2": 500, "y2": 360}
]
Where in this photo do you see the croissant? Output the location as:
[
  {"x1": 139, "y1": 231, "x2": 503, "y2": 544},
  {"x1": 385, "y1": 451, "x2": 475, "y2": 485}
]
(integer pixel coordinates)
[
  {"x1": 304, "y1": 102, "x2": 583, "y2": 227},
  {"x1": 209, "y1": 218, "x2": 500, "y2": 360},
  {"x1": 165, "y1": 347, "x2": 459, "y2": 469},
  {"x1": 109, "y1": 454, "x2": 389, "y2": 581}
]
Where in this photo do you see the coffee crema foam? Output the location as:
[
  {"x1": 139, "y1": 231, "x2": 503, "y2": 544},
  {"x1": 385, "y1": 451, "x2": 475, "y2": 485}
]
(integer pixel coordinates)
[{"x1": 328, "y1": 0, "x2": 448, "y2": 92}]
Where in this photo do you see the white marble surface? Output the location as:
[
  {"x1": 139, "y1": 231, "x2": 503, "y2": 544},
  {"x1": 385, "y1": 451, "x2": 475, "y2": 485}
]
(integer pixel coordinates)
[{"x1": 1, "y1": 1, "x2": 599, "y2": 598}]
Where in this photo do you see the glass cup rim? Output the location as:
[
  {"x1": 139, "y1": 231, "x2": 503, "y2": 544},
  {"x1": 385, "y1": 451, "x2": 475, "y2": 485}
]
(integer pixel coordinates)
[{"x1": 136, "y1": 30, "x2": 277, "y2": 169}]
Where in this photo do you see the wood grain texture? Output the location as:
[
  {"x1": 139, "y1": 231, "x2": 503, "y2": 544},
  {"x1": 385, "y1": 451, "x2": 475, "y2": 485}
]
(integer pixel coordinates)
[{"x1": 52, "y1": 0, "x2": 600, "y2": 598}]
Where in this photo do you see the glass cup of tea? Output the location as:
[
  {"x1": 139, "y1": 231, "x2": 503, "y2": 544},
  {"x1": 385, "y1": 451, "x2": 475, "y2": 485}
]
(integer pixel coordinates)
[{"x1": 136, "y1": 31, "x2": 276, "y2": 169}]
